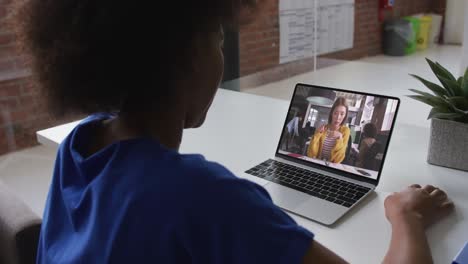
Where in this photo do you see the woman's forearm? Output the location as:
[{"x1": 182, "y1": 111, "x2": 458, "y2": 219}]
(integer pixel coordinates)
[{"x1": 382, "y1": 214, "x2": 433, "y2": 264}]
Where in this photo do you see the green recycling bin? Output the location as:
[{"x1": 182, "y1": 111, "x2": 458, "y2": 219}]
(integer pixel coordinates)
[{"x1": 403, "y1": 16, "x2": 420, "y2": 55}]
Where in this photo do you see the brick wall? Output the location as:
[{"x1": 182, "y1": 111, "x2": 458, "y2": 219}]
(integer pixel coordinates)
[
  {"x1": 239, "y1": 0, "x2": 446, "y2": 76},
  {"x1": 239, "y1": 0, "x2": 280, "y2": 76},
  {"x1": 0, "y1": 0, "x2": 23, "y2": 72},
  {"x1": 0, "y1": 0, "x2": 58, "y2": 155},
  {"x1": 0, "y1": 76, "x2": 51, "y2": 154},
  {"x1": 431, "y1": 0, "x2": 447, "y2": 15}
]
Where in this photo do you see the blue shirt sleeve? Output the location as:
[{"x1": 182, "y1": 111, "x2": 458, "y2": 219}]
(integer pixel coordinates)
[{"x1": 177, "y1": 175, "x2": 314, "y2": 264}]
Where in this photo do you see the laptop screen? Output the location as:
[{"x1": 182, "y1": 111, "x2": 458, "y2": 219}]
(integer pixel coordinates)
[{"x1": 276, "y1": 84, "x2": 399, "y2": 180}]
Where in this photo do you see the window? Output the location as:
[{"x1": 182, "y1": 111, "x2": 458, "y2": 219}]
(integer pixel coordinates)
[
  {"x1": 308, "y1": 108, "x2": 319, "y2": 126},
  {"x1": 381, "y1": 99, "x2": 398, "y2": 131}
]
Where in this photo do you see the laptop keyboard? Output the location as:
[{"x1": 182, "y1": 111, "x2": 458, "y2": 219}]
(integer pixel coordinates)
[{"x1": 245, "y1": 159, "x2": 371, "y2": 208}]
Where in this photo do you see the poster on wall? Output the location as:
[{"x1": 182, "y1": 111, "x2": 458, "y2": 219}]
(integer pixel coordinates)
[{"x1": 279, "y1": 0, "x2": 355, "y2": 64}]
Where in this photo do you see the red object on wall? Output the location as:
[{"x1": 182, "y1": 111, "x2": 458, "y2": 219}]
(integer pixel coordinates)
[{"x1": 379, "y1": 0, "x2": 394, "y2": 22}]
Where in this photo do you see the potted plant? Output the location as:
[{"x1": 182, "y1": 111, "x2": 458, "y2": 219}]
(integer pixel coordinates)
[{"x1": 409, "y1": 58, "x2": 468, "y2": 171}]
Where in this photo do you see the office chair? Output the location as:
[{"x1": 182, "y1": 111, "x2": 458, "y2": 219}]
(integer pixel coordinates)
[{"x1": 0, "y1": 182, "x2": 41, "y2": 264}]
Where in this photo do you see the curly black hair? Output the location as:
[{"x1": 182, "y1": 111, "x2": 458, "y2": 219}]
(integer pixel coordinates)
[
  {"x1": 362, "y1": 122, "x2": 378, "y2": 139},
  {"x1": 13, "y1": 0, "x2": 257, "y2": 116}
]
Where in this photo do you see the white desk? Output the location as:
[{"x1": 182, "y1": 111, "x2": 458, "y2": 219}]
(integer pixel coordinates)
[{"x1": 37, "y1": 88, "x2": 468, "y2": 263}]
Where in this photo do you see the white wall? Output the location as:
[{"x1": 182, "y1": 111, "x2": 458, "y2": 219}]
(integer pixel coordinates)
[
  {"x1": 444, "y1": 0, "x2": 465, "y2": 44},
  {"x1": 461, "y1": 0, "x2": 468, "y2": 75}
]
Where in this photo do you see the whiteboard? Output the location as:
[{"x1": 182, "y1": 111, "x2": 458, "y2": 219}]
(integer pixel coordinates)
[{"x1": 279, "y1": 0, "x2": 355, "y2": 64}]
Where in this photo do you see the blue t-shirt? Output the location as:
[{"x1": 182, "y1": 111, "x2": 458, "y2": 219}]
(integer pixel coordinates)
[{"x1": 37, "y1": 113, "x2": 314, "y2": 263}]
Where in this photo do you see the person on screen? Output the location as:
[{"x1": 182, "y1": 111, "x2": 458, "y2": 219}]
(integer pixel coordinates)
[
  {"x1": 307, "y1": 97, "x2": 350, "y2": 163},
  {"x1": 286, "y1": 113, "x2": 303, "y2": 138},
  {"x1": 284, "y1": 112, "x2": 304, "y2": 152},
  {"x1": 356, "y1": 123, "x2": 381, "y2": 170},
  {"x1": 14, "y1": 0, "x2": 454, "y2": 263}
]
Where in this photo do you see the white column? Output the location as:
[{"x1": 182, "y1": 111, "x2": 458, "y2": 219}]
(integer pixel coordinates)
[
  {"x1": 461, "y1": 0, "x2": 468, "y2": 75},
  {"x1": 444, "y1": 0, "x2": 465, "y2": 44}
]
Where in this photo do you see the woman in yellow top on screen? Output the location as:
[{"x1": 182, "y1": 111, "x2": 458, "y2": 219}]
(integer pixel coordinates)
[{"x1": 307, "y1": 97, "x2": 350, "y2": 163}]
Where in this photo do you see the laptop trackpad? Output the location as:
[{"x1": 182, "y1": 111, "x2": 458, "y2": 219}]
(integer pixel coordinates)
[{"x1": 264, "y1": 182, "x2": 309, "y2": 211}]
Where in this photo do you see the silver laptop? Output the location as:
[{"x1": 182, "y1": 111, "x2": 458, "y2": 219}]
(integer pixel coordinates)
[{"x1": 243, "y1": 83, "x2": 400, "y2": 226}]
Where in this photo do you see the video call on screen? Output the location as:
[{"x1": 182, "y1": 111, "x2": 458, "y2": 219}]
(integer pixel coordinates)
[{"x1": 279, "y1": 85, "x2": 399, "y2": 179}]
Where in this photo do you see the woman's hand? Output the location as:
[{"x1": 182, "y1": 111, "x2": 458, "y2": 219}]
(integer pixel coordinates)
[
  {"x1": 329, "y1": 130, "x2": 343, "y2": 139},
  {"x1": 318, "y1": 125, "x2": 326, "y2": 133},
  {"x1": 384, "y1": 185, "x2": 454, "y2": 228}
]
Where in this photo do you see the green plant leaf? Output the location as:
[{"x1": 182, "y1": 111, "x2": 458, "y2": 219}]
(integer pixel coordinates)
[
  {"x1": 451, "y1": 106, "x2": 468, "y2": 116},
  {"x1": 428, "y1": 110, "x2": 464, "y2": 120},
  {"x1": 426, "y1": 58, "x2": 457, "y2": 82},
  {"x1": 436, "y1": 61, "x2": 457, "y2": 80},
  {"x1": 429, "y1": 107, "x2": 450, "y2": 117},
  {"x1": 409, "y1": 74, "x2": 448, "y2": 97},
  {"x1": 438, "y1": 96, "x2": 468, "y2": 116},
  {"x1": 427, "y1": 107, "x2": 451, "y2": 120},
  {"x1": 462, "y1": 67, "x2": 468, "y2": 98},
  {"x1": 447, "y1": 96, "x2": 468, "y2": 111},
  {"x1": 408, "y1": 88, "x2": 437, "y2": 98},
  {"x1": 438, "y1": 75, "x2": 461, "y2": 96},
  {"x1": 407, "y1": 95, "x2": 451, "y2": 108}
]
